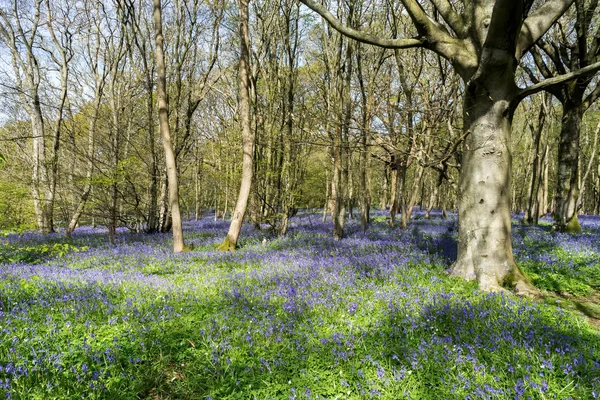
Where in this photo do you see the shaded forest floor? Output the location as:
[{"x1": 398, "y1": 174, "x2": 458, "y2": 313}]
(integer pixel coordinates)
[{"x1": 0, "y1": 210, "x2": 599, "y2": 399}]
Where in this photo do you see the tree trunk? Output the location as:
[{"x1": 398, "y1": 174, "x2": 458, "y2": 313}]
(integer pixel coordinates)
[
  {"x1": 30, "y1": 102, "x2": 50, "y2": 233},
  {"x1": 388, "y1": 162, "x2": 398, "y2": 226},
  {"x1": 451, "y1": 75, "x2": 533, "y2": 295},
  {"x1": 525, "y1": 94, "x2": 549, "y2": 223},
  {"x1": 405, "y1": 163, "x2": 424, "y2": 222},
  {"x1": 554, "y1": 103, "x2": 584, "y2": 232},
  {"x1": 218, "y1": 0, "x2": 253, "y2": 251},
  {"x1": 577, "y1": 119, "x2": 599, "y2": 213},
  {"x1": 426, "y1": 182, "x2": 439, "y2": 219},
  {"x1": 331, "y1": 131, "x2": 345, "y2": 239},
  {"x1": 153, "y1": 0, "x2": 186, "y2": 252},
  {"x1": 67, "y1": 88, "x2": 102, "y2": 237},
  {"x1": 146, "y1": 80, "x2": 160, "y2": 233},
  {"x1": 538, "y1": 143, "x2": 550, "y2": 219},
  {"x1": 194, "y1": 140, "x2": 203, "y2": 221},
  {"x1": 380, "y1": 164, "x2": 388, "y2": 210}
]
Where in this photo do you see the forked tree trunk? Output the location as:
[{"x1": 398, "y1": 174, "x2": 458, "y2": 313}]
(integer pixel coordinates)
[
  {"x1": 554, "y1": 103, "x2": 584, "y2": 232},
  {"x1": 154, "y1": 0, "x2": 186, "y2": 252},
  {"x1": 218, "y1": 0, "x2": 253, "y2": 251}
]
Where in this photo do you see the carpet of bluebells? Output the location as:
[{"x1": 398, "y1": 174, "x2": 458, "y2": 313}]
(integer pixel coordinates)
[{"x1": 0, "y1": 209, "x2": 599, "y2": 399}]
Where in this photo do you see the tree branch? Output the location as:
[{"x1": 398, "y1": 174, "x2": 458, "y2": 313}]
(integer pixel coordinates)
[
  {"x1": 429, "y1": 0, "x2": 467, "y2": 38},
  {"x1": 299, "y1": 0, "x2": 476, "y2": 75},
  {"x1": 513, "y1": 60, "x2": 600, "y2": 105},
  {"x1": 583, "y1": 82, "x2": 600, "y2": 110},
  {"x1": 516, "y1": 0, "x2": 575, "y2": 59},
  {"x1": 298, "y1": 0, "x2": 424, "y2": 49}
]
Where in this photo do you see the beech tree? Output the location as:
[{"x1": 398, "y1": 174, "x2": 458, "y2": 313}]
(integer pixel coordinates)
[
  {"x1": 153, "y1": 0, "x2": 186, "y2": 252},
  {"x1": 0, "y1": 0, "x2": 53, "y2": 232},
  {"x1": 298, "y1": 0, "x2": 600, "y2": 293},
  {"x1": 218, "y1": 0, "x2": 253, "y2": 250},
  {"x1": 524, "y1": 0, "x2": 600, "y2": 232}
]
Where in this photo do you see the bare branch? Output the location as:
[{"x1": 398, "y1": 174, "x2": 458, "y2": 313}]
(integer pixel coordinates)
[
  {"x1": 298, "y1": 0, "x2": 424, "y2": 49},
  {"x1": 429, "y1": 0, "x2": 467, "y2": 37},
  {"x1": 583, "y1": 82, "x2": 600, "y2": 110},
  {"x1": 517, "y1": 0, "x2": 575, "y2": 59},
  {"x1": 513, "y1": 60, "x2": 600, "y2": 105}
]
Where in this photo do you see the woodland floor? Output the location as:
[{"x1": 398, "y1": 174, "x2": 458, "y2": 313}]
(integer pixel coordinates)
[{"x1": 0, "y1": 209, "x2": 599, "y2": 399}]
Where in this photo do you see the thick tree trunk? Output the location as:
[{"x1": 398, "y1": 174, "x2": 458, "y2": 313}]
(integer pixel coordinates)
[
  {"x1": 451, "y1": 75, "x2": 534, "y2": 295},
  {"x1": 218, "y1": 0, "x2": 253, "y2": 251},
  {"x1": 554, "y1": 103, "x2": 584, "y2": 232},
  {"x1": 154, "y1": 0, "x2": 186, "y2": 252}
]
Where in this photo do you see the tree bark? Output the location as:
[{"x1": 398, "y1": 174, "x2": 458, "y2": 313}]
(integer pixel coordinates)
[
  {"x1": 554, "y1": 103, "x2": 584, "y2": 232},
  {"x1": 450, "y1": 69, "x2": 533, "y2": 294},
  {"x1": 525, "y1": 94, "x2": 549, "y2": 223},
  {"x1": 67, "y1": 86, "x2": 102, "y2": 237},
  {"x1": 154, "y1": 0, "x2": 186, "y2": 252},
  {"x1": 218, "y1": 0, "x2": 253, "y2": 250}
]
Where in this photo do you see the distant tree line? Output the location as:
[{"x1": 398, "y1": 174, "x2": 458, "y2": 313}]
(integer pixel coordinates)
[{"x1": 0, "y1": 0, "x2": 599, "y2": 291}]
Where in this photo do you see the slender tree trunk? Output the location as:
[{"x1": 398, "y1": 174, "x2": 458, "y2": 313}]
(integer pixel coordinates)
[
  {"x1": 218, "y1": 0, "x2": 253, "y2": 250},
  {"x1": 322, "y1": 167, "x2": 329, "y2": 222},
  {"x1": 388, "y1": 162, "x2": 398, "y2": 225},
  {"x1": 380, "y1": 164, "x2": 389, "y2": 210},
  {"x1": 146, "y1": 79, "x2": 159, "y2": 233},
  {"x1": 153, "y1": 0, "x2": 186, "y2": 252},
  {"x1": 577, "y1": 119, "x2": 599, "y2": 212},
  {"x1": 405, "y1": 164, "x2": 425, "y2": 222},
  {"x1": 30, "y1": 101, "x2": 49, "y2": 232},
  {"x1": 194, "y1": 140, "x2": 203, "y2": 221},
  {"x1": 67, "y1": 88, "x2": 102, "y2": 237},
  {"x1": 525, "y1": 94, "x2": 549, "y2": 223},
  {"x1": 554, "y1": 103, "x2": 584, "y2": 232},
  {"x1": 426, "y1": 182, "x2": 439, "y2": 219},
  {"x1": 108, "y1": 75, "x2": 121, "y2": 245},
  {"x1": 331, "y1": 129, "x2": 345, "y2": 239},
  {"x1": 539, "y1": 143, "x2": 550, "y2": 219}
]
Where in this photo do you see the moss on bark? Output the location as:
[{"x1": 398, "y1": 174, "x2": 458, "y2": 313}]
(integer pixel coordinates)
[
  {"x1": 564, "y1": 215, "x2": 582, "y2": 233},
  {"x1": 217, "y1": 236, "x2": 236, "y2": 251}
]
